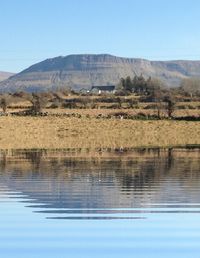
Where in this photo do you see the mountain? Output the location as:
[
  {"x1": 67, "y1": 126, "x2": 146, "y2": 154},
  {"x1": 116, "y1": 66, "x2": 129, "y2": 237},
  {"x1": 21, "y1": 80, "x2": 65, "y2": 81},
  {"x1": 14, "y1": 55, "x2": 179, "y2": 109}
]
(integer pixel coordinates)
[
  {"x1": 0, "y1": 71, "x2": 14, "y2": 82},
  {"x1": 1, "y1": 54, "x2": 200, "y2": 92}
]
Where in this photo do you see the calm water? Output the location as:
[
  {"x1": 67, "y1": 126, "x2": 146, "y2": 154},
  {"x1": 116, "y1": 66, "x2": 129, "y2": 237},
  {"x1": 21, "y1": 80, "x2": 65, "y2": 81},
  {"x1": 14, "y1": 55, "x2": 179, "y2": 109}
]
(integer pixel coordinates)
[{"x1": 0, "y1": 148, "x2": 200, "y2": 258}]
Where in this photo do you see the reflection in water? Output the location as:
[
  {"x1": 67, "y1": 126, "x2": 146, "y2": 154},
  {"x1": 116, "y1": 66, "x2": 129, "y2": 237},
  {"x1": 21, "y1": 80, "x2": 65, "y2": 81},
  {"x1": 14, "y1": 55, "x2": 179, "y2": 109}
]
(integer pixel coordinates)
[{"x1": 0, "y1": 147, "x2": 200, "y2": 219}]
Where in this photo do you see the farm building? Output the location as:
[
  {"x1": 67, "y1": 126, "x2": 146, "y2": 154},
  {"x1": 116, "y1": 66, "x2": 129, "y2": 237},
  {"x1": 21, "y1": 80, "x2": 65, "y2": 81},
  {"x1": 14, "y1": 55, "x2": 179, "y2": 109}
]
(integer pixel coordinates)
[{"x1": 91, "y1": 85, "x2": 116, "y2": 94}]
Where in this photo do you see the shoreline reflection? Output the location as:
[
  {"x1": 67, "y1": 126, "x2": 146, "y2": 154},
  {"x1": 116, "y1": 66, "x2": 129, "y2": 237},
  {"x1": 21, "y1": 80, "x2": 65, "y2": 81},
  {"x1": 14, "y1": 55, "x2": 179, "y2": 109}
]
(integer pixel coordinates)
[{"x1": 0, "y1": 147, "x2": 200, "y2": 219}]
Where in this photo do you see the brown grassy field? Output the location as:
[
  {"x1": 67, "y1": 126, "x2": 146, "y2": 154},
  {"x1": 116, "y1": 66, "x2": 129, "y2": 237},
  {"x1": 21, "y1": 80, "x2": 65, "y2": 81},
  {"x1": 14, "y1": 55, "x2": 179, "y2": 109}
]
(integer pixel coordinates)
[{"x1": 0, "y1": 116, "x2": 199, "y2": 149}]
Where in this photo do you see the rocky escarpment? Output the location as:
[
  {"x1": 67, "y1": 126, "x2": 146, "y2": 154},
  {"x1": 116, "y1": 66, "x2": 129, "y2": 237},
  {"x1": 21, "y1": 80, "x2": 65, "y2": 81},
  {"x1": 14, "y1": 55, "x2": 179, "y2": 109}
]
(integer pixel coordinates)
[{"x1": 1, "y1": 54, "x2": 200, "y2": 92}]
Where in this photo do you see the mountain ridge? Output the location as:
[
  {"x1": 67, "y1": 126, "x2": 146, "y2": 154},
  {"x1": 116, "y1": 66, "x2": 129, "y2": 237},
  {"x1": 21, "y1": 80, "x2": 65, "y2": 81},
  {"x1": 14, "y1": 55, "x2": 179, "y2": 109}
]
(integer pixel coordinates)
[
  {"x1": 0, "y1": 71, "x2": 15, "y2": 82},
  {"x1": 1, "y1": 54, "x2": 200, "y2": 92}
]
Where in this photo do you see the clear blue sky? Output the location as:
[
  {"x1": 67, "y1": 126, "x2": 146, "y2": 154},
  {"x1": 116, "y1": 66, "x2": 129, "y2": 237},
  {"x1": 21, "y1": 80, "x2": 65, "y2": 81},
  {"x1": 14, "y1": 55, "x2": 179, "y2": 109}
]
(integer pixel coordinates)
[{"x1": 0, "y1": 0, "x2": 200, "y2": 72}]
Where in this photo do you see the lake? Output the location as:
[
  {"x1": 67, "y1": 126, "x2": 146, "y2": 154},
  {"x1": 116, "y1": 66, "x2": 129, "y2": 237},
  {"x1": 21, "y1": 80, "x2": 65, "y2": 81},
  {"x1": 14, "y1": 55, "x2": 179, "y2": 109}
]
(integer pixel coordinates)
[{"x1": 0, "y1": 147, "x2": 200, "y2": 258}]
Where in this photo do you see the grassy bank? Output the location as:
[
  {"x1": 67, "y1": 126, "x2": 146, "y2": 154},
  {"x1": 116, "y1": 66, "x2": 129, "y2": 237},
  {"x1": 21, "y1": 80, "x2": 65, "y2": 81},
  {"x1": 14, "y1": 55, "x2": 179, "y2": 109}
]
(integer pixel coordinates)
[{"x1": 0, "y1": 116, "x2": 200, "y2": 149}]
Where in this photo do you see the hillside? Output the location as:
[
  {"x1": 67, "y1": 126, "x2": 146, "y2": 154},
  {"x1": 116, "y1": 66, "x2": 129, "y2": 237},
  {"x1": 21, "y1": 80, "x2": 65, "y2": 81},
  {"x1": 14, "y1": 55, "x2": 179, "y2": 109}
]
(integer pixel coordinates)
[
  {"x1": 1, "y1": 54, "x2": 200, "y2": 92},
  {"x1": 0, "y1": 71, "x2": 14, "y2": 82}
]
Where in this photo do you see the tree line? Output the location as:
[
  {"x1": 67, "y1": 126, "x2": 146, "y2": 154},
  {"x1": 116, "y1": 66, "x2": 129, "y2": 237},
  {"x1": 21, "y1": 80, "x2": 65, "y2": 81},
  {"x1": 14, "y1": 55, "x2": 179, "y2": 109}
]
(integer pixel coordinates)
[
  {"x1": 116, "y1": 75, "x2": 200, "y2": 118},
  {"x1": 117, "y1": 75, "x2": 200, "y2": 97}
]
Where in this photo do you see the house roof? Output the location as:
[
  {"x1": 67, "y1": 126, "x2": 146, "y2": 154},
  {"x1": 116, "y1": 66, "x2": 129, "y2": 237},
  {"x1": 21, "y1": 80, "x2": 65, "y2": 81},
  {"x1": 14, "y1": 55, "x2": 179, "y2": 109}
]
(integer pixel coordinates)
[{"x1": 91, "y1": 85, "x2": 115, "y2": 91}]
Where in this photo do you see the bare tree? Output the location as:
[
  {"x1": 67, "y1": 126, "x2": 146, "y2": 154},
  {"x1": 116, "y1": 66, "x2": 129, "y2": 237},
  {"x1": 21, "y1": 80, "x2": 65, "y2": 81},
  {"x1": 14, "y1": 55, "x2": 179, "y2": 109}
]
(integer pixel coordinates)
[
  {"x1": 0, "y1": 95, "x2": 11, "y2": 113},
  {"x1": 29, "y1": 93, "x2": 48, "y2": 114},
  {"x1": 180, "y1": 78, "x2": 200, "y2": 97},
  {"x1": 164, "y1": 93, "x2": 176, "y2": 118},
  {"x1": 154, "y1": 90, "x2": 164, "y2": 119},
  {"x1": 146, "y1": 78, "x2": 165, "y2": 118}
]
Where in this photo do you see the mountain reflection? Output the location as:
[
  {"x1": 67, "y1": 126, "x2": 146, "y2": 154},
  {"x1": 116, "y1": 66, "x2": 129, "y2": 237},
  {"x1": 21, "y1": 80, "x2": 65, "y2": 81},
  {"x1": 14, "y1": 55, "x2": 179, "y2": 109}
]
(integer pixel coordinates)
[{"x1": 0, "y1": 147, "x2": 200, "y2": 219}]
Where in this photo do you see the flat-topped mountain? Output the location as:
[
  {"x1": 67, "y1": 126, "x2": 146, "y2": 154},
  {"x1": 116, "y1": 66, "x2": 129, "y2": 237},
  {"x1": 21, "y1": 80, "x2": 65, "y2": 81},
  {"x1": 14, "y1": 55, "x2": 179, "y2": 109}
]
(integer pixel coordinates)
[
  {"x1": 0, "y1": 71, "x2": 14, "y2": 82},
  {"x1": 1, "y1": 54, "x2": 200, "y2": 92}
]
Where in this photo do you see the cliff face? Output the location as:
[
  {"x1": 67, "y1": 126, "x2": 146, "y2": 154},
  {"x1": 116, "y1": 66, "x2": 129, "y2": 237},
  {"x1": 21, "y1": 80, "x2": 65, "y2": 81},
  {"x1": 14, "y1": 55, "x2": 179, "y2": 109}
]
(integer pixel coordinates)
[{"x1": 1, "y1": 54, "x2": 200, "y2": 92}]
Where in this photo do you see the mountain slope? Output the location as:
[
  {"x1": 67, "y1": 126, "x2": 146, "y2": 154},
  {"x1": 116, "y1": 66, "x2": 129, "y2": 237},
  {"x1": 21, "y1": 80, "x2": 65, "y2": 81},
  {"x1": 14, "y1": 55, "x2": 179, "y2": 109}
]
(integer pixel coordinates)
[
  {"x1": 1, "y1": 54, "x2": 200, "y2": 92},
  {"x1": 0, "y1": 71, "x2": 15, "y2": 82}
]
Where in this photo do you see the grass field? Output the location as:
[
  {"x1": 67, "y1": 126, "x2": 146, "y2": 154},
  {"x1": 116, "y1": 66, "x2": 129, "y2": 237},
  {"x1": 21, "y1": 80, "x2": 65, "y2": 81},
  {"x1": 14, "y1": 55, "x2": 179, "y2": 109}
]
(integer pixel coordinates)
[{"x1": 0, "y1": 116, "x2": 199, "y2": 149}]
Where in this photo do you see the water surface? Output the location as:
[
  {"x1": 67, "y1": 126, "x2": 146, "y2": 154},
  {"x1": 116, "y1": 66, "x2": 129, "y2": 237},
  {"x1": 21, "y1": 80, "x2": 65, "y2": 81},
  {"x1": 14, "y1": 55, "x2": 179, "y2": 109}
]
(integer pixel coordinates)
[{"x1": 0, "y1": 148, "x2": 200, "y2": 257}]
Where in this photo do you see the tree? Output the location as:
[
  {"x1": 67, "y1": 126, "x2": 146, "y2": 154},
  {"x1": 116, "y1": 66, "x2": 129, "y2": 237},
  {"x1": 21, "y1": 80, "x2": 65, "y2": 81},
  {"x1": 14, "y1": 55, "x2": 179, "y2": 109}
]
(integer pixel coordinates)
[
  {"x1": 0, "y1": 95, "x2": 11, "y2": 113},
  {"x1": 153, "y1": 90, "x2": 164, "y2": 119},
  {"x1": 164, "y1": 93, "x2": 176, "y2": 118},
  {"x1": 29, "y1": 93, "x2": 48, "y2": 114},
  {"x1": 117, "y1": 78, "x2": 126, "y2": 90},
  {"x1": 136, "y1": 74, "x2": 146, "y2": 93},
  {"x1": 125, "y1": 76, "x2": 133, "y2": 92},
  {"x1": 180, "y1": 78, "x2": 200, "y2": 97},
  {"x1": 146, "y1": 78, "x2": 166, "y2": 118},
  {"x1": 117, "y1": 75, "x2": 166, "y2": 97},
  {"x1": 146, "y1": 78, "x2": 164, "y2": 95}
]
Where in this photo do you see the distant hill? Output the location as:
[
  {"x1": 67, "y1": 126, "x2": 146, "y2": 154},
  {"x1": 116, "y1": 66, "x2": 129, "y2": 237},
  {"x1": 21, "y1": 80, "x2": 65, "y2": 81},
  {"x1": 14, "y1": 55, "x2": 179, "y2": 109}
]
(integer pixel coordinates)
[
  {"x1": 1, "y1": 54, "x2": 200, "y2": 92},
  {"x1": 0, "y1": 71, "x2": 14, "y2": 82}
]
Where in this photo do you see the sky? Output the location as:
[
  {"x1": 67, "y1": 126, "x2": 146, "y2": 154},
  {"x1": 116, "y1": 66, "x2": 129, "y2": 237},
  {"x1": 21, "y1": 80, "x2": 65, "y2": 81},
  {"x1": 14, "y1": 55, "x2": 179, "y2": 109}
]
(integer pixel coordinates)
[{"x1": 0, "y1": 0, "x2": 200, "y2": 72}]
